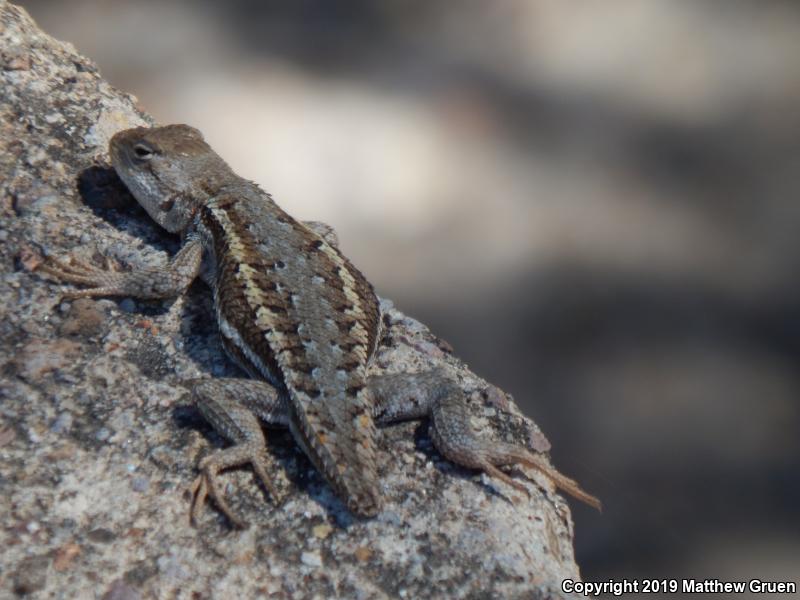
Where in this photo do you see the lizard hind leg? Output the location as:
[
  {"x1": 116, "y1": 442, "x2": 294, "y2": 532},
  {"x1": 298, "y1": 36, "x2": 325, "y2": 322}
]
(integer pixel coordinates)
[
  {"x1": 190, "y1": 378, "x2": 290, "y2": 528},
  {"x1": 427, "y1": 378, "x2": 601, "y2": 510},
  {"x1": 369, "y1": 369, "x2": 600, "y2": 510}
]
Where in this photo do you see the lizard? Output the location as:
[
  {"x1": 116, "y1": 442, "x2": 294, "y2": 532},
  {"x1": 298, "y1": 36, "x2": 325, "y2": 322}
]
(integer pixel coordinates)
[{"x1": 37, "y1": 124, "x2": 600, "y2": 527}]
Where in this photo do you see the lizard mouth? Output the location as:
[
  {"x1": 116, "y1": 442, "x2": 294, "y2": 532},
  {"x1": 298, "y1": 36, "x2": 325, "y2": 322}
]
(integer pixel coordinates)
[{"x1": 108, "y1": 131, "x2": 129, "y2": 168}]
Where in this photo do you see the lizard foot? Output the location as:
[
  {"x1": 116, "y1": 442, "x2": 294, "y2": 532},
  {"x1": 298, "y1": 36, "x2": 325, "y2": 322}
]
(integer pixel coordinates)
[
  {"x1": 189, "y1": 445, "x2": 287, "y2": 529},
  {"x1": 483, "y1": 442, "x2": 602, "y2": 510},
  {"x1": 37, "y1": 254, "x2": 118, "y2": 298}
]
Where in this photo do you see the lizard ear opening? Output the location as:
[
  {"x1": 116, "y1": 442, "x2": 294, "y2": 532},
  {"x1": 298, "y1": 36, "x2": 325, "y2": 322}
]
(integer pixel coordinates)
[{"x1": 133, "y1": 143, "x2": 154, "y2": 160}]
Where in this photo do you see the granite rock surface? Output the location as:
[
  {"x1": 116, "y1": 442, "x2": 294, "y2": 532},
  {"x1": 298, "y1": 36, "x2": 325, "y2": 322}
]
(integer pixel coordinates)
[{"x1": 0, "y1": 3, "x2": 583, "y2": 598}]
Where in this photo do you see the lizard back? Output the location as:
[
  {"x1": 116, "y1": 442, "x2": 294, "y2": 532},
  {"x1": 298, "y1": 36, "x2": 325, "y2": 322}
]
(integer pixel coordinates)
[{"x1": 197, "y1": 181, "x2": 383, "y2": 515}]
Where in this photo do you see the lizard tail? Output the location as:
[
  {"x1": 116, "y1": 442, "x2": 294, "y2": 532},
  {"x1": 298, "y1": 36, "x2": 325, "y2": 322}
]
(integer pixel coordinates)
[{"x1": 288, "y1": 400, "x2": 382, "y2": 517}]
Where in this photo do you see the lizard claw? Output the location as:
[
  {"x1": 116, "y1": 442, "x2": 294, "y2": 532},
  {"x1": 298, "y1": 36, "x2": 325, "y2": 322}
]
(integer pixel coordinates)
[
  {"x1": 481, "y1": 463, "x2": 532, "y2": 497},
  {"x1": 38, "y1": 256, "x2": 97, "y2": 285},
  {"x1": 189, "y1": 464, "x2": 249, "y2": 529}
]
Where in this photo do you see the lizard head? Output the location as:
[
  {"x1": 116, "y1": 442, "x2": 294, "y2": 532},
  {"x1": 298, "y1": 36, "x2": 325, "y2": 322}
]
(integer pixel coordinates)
[{"x1": 109, "y1": 124, "x2": 231, "y2": 233}]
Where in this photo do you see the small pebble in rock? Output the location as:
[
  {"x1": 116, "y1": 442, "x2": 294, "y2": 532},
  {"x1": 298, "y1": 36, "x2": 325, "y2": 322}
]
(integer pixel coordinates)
[
  {"x1": 378, "y1": 511, "x2": 402, "y2": 527},
  {"x1": 119, "y1": 298, "x2": 137, "y2": 313},
  {"x1": 354, "y1": 546, "x2": 372, "y2": 562},
  {"x1": 13, "y1": 555, "x2": 49, "y2": 594},
  {"x1": 131, "y1": 476, "x2": 149, "y2": 493},
  {"x1": 102, "y1": 579, "x2": 142, "y2": 600},
  {"x1": 312, "y1": 524, "x2": 333, "y2": 539},
  {"x1": 88, "y1": 528, "x2": 117, "y2": 544},
  {"x1": 300, "y1": 551, "x2": 323, "y2": 568},
  {"x1": 50, "y1": 411, "x2": 73, "y2": 434}
]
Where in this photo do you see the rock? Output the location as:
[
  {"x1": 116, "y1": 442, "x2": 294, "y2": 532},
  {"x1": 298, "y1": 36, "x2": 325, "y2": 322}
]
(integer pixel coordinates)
[
  {"x1": 300, "y1": 551, "x2": 324, "y2": 568},
  {"x1": 52, "y1": 542, "x2": 82, "y2": 572},
  {"x1": 14, "y1": 338, "x2": 82, "y2": 381},
  {"x1": 12, "y1": 555, "x2": 49, "y2": 595},
  {"x1": 118, "y1": 298, "x2": 137, "y2": 314},
  {"x1": 0, "y1": 2, "x2": 585, "y2": 598},
  {"x1": 102, "y1": 579, "x2": 142, "y2": 600},
  {"x1": 59, "y1": 297, "x2": 107, "y2": 337}
]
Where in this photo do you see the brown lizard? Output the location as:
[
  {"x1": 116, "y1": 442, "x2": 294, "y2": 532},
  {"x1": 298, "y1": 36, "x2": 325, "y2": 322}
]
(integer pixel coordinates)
[{"x1": 38, "y1": 124, "x2": 600, "y2": 527}]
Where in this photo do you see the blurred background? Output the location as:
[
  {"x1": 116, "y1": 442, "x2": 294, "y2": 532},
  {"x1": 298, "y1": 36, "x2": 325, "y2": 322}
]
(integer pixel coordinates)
[{"x1": 19, "y1": 0, "x2": 800, "y2": 590}]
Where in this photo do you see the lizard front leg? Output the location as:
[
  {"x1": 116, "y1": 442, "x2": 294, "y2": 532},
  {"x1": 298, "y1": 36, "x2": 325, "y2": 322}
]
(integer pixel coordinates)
[
  {"x1": 189, "y1": 378, "x2": 290, "y2": 528},
  {"x1": 369, "y1": 369, "x2": 601, "y2": 510},
  {"x1": 36, "y1": 234, "x2": 203, "y2": 299}
]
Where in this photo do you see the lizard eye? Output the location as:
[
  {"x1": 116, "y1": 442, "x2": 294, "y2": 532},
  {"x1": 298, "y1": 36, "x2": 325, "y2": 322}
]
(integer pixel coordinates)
[{"x1": 133, "y1": 143, "x2": 154, "y2": 160}]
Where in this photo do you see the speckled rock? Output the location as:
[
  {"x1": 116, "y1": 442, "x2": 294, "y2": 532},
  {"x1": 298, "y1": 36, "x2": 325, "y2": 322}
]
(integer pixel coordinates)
[{"x1": 0, "y1": 3, "x2": 585, "y2": 598}]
